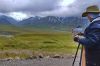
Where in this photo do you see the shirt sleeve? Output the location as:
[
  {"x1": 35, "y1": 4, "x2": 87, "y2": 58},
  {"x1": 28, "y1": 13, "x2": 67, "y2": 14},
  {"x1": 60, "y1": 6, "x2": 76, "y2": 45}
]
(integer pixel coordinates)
[{"x1": 78, "y1": 28, "x2": 100, "y2": 47}]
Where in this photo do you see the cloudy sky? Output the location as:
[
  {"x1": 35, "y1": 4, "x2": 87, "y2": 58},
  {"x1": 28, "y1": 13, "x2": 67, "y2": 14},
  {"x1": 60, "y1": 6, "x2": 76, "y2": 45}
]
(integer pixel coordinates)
[{"x1": 0, "y1": 0, "x2": 100, "y2": 20}]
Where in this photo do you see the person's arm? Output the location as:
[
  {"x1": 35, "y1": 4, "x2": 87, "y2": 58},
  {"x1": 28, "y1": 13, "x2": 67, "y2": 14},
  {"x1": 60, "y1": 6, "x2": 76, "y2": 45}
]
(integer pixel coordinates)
[{"x1": 78, "y1": 28, "x2": 100, "y2": 47}]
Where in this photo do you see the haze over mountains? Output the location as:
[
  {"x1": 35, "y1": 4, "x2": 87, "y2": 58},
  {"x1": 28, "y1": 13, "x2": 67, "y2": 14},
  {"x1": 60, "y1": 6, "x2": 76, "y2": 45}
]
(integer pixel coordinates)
[{"x1": 0, "y1": 15, "x2": 87, "y2": 31}]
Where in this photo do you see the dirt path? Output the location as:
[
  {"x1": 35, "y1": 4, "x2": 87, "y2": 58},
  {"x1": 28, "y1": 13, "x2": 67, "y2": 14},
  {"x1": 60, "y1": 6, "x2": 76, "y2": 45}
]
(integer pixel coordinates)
[
  {"x1": 0, "y1": 50, "x2": 81, "y2": 66},
  {"x1": 0, "y1": 56, "x2": 80, "y2": 66}
]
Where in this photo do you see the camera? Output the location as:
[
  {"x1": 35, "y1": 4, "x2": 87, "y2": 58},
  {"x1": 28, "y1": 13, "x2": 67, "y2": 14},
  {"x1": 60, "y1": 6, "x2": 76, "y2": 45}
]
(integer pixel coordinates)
[{"x1": 72, "y1": 26, "x2": 84, "y2": 37}]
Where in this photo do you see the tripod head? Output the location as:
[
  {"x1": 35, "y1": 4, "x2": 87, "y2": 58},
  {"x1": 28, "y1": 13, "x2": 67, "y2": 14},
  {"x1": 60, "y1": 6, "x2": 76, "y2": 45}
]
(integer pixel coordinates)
[{"x1": 72, "y1": 26, "x2": 84, "y2": 37}]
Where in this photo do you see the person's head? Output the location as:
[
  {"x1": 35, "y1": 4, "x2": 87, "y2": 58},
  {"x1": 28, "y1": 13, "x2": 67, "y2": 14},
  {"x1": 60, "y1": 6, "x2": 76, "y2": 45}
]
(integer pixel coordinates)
[
  {"x1": 82, "y1": 5, "x2": 100, "y2": 22},
  {"x1": 87, "y1": 13, "x2": 99, "y2": 22}
]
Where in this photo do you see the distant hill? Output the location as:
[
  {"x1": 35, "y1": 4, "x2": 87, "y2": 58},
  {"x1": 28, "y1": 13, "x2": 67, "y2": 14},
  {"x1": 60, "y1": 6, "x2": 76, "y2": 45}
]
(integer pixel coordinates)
[
  {"x1": 0, "y1": 15, "x2": 87, "y2": 32},
  {"x1": 19, "y1": 16, "x2": 85, "y2": 30},
  {"x1": 0, "y1": 15, "x2": 18, "y2": 25}
]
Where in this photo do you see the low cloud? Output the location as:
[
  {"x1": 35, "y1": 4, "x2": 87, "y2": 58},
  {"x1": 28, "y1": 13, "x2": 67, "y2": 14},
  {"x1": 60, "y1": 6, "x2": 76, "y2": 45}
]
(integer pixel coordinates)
[
  {"x1": 0, "y1": 0, "x2": 59, "y2": 13},
  {"x1": 41, "y1": 0, "x2": 100, "y2": 17},
  {"x1": 0, "y1": 0, "x2": 100, "y2": 17}
]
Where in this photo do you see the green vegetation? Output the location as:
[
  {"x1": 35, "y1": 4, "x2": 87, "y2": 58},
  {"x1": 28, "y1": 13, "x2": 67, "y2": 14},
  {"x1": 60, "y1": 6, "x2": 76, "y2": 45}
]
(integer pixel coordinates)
[{"x1": 0, "y1": 25, "x2": 77, "y2": 58}]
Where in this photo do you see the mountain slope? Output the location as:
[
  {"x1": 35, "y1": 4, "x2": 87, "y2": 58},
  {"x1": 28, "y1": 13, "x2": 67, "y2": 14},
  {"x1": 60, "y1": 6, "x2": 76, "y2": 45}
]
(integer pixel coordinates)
[
  {"x1": 0, "y1": 15, "x2": 18, "y2": 25},
  {"x1": 0, "y1": 15, "x2": 86, "y2": 32},
  {"x1": 18, "y1": 16, "x2": 84, "y2": 31}
]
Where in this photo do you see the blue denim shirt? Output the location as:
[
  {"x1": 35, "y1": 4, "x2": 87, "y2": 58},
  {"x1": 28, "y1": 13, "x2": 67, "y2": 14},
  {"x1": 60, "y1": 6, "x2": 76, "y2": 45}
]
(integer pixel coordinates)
[
  {"x1": 79, "y1": 17, "x2": 100, "y2": 48},
  {"x1": 78, "y1": 17, "x2": 100, "y2": 66}
]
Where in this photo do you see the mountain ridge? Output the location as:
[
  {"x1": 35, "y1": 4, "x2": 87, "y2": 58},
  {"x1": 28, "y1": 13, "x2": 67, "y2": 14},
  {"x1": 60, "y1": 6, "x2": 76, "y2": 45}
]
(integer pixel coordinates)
[{"x1": 0, "y1": 15, "x2": 87, "y2": 31}]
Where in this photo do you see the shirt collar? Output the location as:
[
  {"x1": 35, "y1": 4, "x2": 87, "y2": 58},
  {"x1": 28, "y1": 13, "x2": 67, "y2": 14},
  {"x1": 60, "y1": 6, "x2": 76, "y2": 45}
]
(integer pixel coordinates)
[{"x1": 92, "y1": 17, "x2": 100, "y2": 22}]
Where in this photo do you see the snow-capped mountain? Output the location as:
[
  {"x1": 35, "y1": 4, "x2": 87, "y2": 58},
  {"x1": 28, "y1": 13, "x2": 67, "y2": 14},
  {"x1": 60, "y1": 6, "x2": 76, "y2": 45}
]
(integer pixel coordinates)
[
  {"x1": 0, "y1": 15, "x2": 86, "y2": 31},
  {"x1": 18, "y1": 16, "x2": 83, "y2": 29}
]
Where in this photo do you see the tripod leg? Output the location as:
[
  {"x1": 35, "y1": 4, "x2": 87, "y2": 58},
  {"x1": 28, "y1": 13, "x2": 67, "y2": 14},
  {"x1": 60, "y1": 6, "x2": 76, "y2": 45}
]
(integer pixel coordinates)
[
  {"x1": 79, "y1": 45, "x2": 83, "y2": 66},
  {"x1": 72, "y1": 43, "x2": 81, "y2": 66}
]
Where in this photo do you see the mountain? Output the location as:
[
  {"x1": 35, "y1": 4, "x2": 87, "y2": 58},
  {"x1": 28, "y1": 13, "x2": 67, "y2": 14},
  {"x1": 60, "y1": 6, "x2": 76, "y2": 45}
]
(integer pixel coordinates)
[
  {"x1": 0, "y1": 15, "x2": 86, "y2": 31},
  {"x1": 18, "y1": 16, "x2": 84, "y2": 31},
  {"x1": 0, "y1": 15, "x2": 18, "y2": 25}
]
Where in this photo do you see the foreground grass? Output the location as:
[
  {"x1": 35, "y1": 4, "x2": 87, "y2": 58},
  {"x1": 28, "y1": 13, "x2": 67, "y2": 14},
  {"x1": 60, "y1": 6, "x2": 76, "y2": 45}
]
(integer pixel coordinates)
[{"x1": 0, "y1": 32, "x2": 77, "y2": 59}]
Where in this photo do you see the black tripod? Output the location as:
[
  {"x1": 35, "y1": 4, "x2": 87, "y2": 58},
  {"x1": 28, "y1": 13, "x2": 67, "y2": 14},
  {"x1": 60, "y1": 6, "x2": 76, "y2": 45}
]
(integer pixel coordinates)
[{"x1": 72, "y1": 43, "x2": 84, "y2": 66}]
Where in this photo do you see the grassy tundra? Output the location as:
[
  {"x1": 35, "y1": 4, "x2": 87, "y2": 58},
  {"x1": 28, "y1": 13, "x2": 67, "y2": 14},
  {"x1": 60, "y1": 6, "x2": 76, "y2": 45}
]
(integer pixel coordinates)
[{"x1": 0, "y1": 25, "x2": 77, "y2": 59}]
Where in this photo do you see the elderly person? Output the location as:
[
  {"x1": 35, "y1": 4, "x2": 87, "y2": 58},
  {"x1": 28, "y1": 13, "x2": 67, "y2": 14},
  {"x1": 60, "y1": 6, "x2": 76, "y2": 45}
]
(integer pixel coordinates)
[{"x1": 74, "y1": 5, "x2": 100, "y2": 66}]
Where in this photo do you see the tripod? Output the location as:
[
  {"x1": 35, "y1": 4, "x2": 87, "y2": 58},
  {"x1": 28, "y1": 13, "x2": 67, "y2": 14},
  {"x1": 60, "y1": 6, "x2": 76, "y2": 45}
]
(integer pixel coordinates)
[{"x1": 72, "y1": 43, "x2": 83, "y2": 66}]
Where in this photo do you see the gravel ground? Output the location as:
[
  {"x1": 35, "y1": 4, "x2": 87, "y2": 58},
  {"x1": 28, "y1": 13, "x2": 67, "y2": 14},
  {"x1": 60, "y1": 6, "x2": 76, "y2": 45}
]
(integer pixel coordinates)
[
  {"x1": 0, "y1": 50, "x2": 81, "y2": 66},
  {"x1": 0, "y1": 57, "x2": 79, "y2": 66}
]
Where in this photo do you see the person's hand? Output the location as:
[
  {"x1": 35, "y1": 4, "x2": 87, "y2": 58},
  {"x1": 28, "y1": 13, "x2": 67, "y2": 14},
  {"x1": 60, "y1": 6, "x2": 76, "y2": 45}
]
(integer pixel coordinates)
[
  {"x1": 77, "y1": 32, "x2": 84, "y2": 36},
  {"x1": 74, "y1": 35, "x2": 79, "y2": 42}
]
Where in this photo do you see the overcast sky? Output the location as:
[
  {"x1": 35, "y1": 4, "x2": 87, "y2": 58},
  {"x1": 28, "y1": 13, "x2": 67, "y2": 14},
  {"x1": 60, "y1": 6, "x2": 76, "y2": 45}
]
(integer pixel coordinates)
[{"x1": 0, "y1": 0, "x2": 100, "y2": 20}]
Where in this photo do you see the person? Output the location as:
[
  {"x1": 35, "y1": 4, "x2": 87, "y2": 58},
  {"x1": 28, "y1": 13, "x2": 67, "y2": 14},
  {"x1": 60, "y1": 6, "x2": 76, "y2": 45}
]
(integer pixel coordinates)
[{"x1": 74, "y1": 5, "x2": 100, "y2": 66}]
